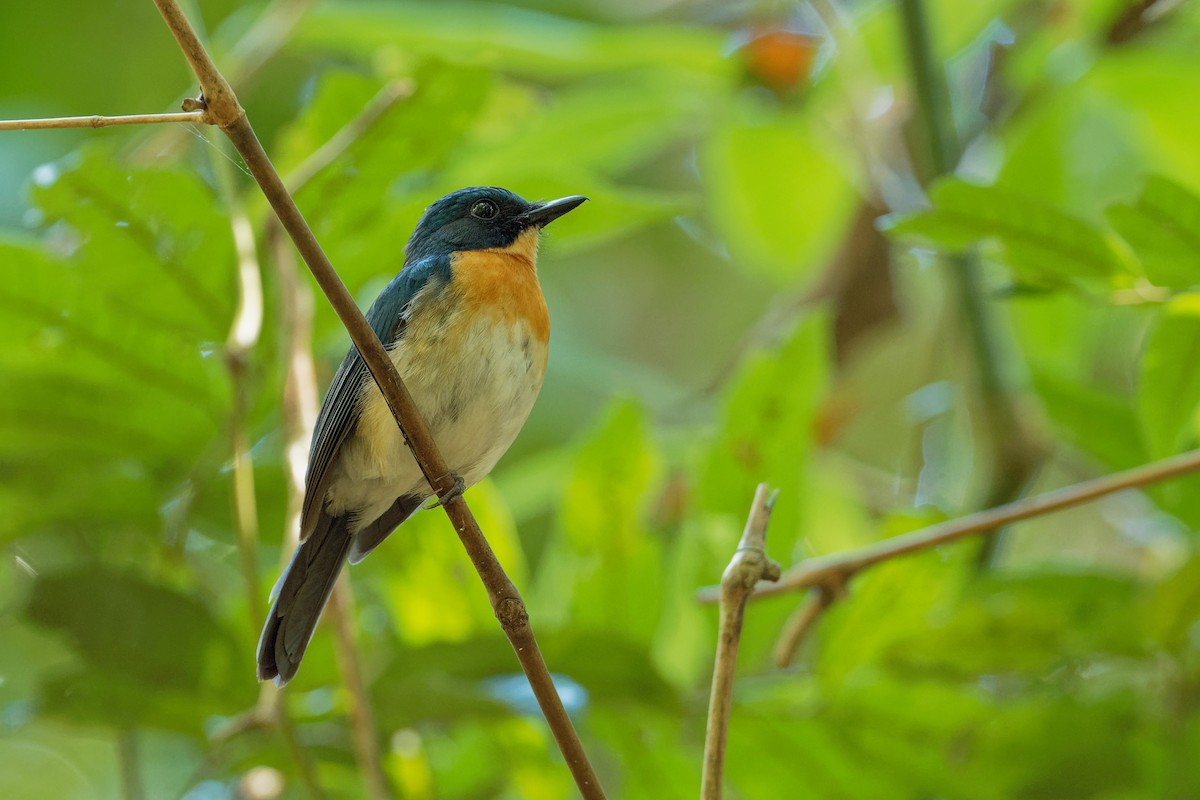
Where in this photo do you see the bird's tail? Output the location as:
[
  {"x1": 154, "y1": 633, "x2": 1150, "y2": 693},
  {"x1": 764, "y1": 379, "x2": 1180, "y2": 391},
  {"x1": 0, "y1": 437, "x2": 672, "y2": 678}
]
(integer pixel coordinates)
[{"x1": 257, "y1": 513, "x2": 353, "y2": 685}]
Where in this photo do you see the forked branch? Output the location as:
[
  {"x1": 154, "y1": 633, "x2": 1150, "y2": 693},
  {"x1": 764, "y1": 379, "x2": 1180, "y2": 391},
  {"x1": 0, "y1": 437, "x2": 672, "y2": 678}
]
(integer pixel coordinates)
[{"x1": 698, "y1": 448, "x2": 1200, "y2": 664}]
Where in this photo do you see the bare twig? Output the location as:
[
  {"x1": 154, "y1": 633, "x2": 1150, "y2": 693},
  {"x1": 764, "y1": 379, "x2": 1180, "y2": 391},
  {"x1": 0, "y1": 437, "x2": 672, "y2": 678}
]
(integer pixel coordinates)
[
  {"x1": 132, "y1": 0, "x2": 314, "y2": 162},
  {"x1": 117, "y1": 729, "x2": 143, "y2": 800},
  {"x1": 698, "y1": 448, "x2": 1200, "y2": 607},
  {"x1": 0, "y1": 111, "x2": 205, "y2": 131},
  {"x1": 150, "y1": 2, "x2": 604, "y2": 794},
  {"x1": 213, "y1": 140, "x2": 266, "y2": 627},
  {"x1": 270, "y1": 690, "x2": 328, "y2": 800},
  {"x1": 210, "y1": 140, "x2": 332, "y2": 800},
  {"x1": 772, "y1": 584, "x2": 839, "y2": 669},
  {"x1": 702, "y1": 485, "x2": 782, "y2": 800}
]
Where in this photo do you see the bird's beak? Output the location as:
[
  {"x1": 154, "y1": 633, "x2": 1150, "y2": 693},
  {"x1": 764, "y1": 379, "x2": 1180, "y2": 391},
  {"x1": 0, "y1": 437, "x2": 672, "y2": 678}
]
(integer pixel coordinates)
[{"x1": 521, "y1": 195, "x2": 588, "y2": 228}]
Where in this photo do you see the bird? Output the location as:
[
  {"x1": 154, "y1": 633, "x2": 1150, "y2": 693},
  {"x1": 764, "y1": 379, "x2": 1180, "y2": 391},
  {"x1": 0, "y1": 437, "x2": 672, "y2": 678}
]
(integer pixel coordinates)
[{"x1": 257, "y1": 186, "x2": 587, "y2": 685}]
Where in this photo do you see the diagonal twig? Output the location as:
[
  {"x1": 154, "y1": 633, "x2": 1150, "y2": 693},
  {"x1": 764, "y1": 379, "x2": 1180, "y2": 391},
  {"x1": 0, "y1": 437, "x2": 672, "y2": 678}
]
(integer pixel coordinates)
[
  {"x1": 147, "y1": 1, "x2": 604, "y2": 795},
  {"x1": 699, "y1": 448, "x2": 1200, "y2": 615}
]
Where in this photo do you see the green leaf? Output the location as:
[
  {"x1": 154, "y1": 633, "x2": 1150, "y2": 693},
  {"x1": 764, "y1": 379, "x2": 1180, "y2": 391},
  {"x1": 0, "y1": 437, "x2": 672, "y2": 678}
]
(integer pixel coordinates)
[
  {"x1": 293, "y1": 1, "x2": 727, "y2": 81},
  {"x1": 1107, "y1": 175, "x2": 1200, "y2": 289},
  {"x1": 893, "y1": 571, "x2": 1144, "y2": 678},
  {"x1": 887, "y1": 178, "x2": 1130, "y2": 286},
  {"x1": 696, "y1": 314, "x2": 830, "y2": 558},
  {"x1": 701, "y1": 111, "x2": 855, "y2": 281},
  {"x1": 1138, "y1": 294, "x2": 1200, "y2": 457},
  {"x1": 1144, "y1": 554, "x2": 1200, "y2": 653},
  {"x1": 0, "y1": 148, "x2": 235, "y2": 543},
  {"x1": 26, "y1": 569, "x2": 241, "y2": 688},
  {"x1": 531, "y1": 399, "x2": 662, "y2": 643},
  {"x1": 25, "y1": 569, "x2": 250, "y2": 733},
  {"x1": 1031, "y1": 368, "x2": 1144, "y2": 469},
  {"x1": 446, "y1": 72, "x2": 710, "y2": 182}
]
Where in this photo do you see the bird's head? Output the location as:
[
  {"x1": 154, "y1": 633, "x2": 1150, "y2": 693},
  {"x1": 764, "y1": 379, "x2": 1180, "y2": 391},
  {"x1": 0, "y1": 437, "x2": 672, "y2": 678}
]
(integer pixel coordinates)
[{"x1": 404, "y1": 187, "x2": 587, "y2": 264}]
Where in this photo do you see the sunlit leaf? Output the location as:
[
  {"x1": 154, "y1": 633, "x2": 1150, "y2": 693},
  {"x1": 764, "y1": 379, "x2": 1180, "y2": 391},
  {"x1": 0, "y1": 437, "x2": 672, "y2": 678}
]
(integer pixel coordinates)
[
  {"x1": 1031, "y1": 368, "x2": 1144, "y2": 469},
  {"x1": 0, "y1": 148, "x2": 234, "y2": 543},
  {"x1": 372, "y1": 479, "x2": 528, "y2": 646},
  {"x1": 1107, "y1": 175, "x2": 1200, "y2": 289},
  {"x1": 1144, "y1": 553, "x2": 1200, "y2": 653},
  {"x1": 1138, "y1": 294, "x2": 1200, "y2": 457}
]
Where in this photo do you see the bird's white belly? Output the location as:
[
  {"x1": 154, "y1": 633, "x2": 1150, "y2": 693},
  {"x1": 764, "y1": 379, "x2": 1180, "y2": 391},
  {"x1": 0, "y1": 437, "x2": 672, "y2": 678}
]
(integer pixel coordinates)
[{"x1": 326, "y1": 314, "x2": 547, "y2": 530}]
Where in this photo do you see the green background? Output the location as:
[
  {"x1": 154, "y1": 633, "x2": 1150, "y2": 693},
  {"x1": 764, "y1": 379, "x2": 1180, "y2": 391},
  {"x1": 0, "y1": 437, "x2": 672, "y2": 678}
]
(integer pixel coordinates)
[{"x1": 2, "y1": 0, "x2": 1200, "y2": 798}]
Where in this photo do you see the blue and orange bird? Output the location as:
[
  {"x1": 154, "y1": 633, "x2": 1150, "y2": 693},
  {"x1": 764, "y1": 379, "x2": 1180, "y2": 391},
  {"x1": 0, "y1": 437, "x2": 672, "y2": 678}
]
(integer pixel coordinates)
[{"x1": 257, "y1": 187, "x2": 586, "y2": 685}]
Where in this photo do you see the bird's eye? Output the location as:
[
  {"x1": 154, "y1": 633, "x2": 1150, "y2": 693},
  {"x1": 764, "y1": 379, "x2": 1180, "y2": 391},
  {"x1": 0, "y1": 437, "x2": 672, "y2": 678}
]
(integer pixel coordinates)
[{"x1": 470, "y1": 200, "x2": 499, "y2": 220}]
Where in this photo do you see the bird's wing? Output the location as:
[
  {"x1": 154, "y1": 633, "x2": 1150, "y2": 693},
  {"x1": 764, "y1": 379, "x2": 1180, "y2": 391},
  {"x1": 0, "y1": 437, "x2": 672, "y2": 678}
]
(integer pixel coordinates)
[{"x1": 298, "y1": 254, "x2": 454, "y2": 541}]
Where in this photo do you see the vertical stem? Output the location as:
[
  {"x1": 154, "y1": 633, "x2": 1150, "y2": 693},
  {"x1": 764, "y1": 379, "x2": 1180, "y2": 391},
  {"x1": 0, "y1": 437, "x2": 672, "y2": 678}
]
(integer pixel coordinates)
[
  {"x1": 228, "y1": 346, "x2": 265, "y2": 622},
  {"x1": 329, "y1": 579, "x2": 392, "y2": 800},
  {"x1": 898, "y1": 0, "x2": 1007, "y2": 401},
  {"x1": 271, "y1": 222, "x2": 392, "y2": 800},
  {"x1": 897, "y1": 0, "x2": 1039, "y2": 565},
  {"x1": 701, "y1": 485, "x2": 781, "y2": 799},
  {"x1": 211, "y1": 140, "x2": 266, "y2": 626},
  {"x1": 117, "y1": 728, "x2": 143, "y2": 800},
  {"x1": 701, "y1": 595, "x2": 748, "y2": 800},
  {"x1": 268, "y1": 689, "x2": 329, "y2": 800},
  {"x1": 212, "y1": 145, "x2": 328, "y2": 800},
  {"x1": 898, "y1": 0, "x2": 956, "y2": 176}
]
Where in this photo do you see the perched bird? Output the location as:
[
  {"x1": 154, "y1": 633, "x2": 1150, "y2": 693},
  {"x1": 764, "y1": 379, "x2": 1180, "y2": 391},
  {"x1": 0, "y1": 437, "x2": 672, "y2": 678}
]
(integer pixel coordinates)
[{"x1": 258, "y1": 187, "x2": 586, "y2": 685}]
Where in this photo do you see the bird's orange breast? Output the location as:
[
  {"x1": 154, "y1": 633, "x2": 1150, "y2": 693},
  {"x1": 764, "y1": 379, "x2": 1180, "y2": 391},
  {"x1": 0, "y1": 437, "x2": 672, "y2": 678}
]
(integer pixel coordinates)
[{"x1": 450, "y1": 229, "x2": 550, "y2": 345}]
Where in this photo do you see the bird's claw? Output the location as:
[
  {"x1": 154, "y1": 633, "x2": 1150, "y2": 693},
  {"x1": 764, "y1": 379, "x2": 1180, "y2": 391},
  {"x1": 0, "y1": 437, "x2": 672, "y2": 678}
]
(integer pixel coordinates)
[{"x1": 431, "y1": 473, "x2": 466, "y2": 508}]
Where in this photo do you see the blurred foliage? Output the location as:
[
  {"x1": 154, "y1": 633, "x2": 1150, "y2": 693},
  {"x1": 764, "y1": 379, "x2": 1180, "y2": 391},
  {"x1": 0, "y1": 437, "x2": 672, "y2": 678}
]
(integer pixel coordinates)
[{"x1": 2, "y1": 0, "x2": 1200, "y2": 798}]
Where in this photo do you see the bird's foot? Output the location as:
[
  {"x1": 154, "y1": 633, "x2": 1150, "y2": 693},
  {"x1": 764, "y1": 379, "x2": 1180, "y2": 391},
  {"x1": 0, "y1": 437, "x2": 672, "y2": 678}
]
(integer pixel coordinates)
[{"x1": 430, "y1": 473, "x2": 466, "y2": 508}]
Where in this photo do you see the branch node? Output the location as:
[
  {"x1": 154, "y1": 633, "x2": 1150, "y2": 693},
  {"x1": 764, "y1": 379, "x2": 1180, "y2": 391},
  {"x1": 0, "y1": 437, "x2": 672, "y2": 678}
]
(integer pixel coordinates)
[
  {"x1": 496, "y1": 597, "x2": 529, "y2": 633},
  {"x1": 772, "y1": 572, "x2": 849, "y2": 669}
]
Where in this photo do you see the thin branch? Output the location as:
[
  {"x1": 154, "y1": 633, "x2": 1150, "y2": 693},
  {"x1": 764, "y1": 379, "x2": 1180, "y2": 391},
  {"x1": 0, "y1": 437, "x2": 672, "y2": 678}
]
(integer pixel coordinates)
[
  {"x1": 772, "y1": 585, "x2": 837, "y2": 669},
  {"x1": 0, "y1": 111, "x2": 205, "y2": 131},
  {"x1": 698, "y1": 448, "x2": 1200, "y2": 606},
  {"x1": 212, "y1": 138, "x2": 266, "y2": 627},
  {"x1": 268, "y1": 687, "x2": 329, "y2": 800},
  {"x1": 149, "y1": 2, "x2": 604, "y2": 794},
  {"x1": 702, "y1": 485, "x2": 782, "y2": 800},
  {"x1": 117, "y1": 729, "x2": 144, "y2": 800},
  {"x1": 208, "y1": 115, "x2": 331, "y2": 800}
]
